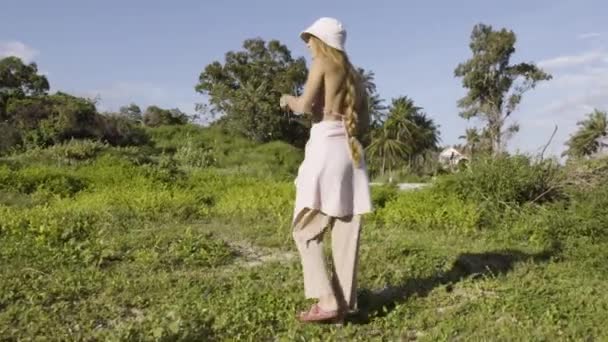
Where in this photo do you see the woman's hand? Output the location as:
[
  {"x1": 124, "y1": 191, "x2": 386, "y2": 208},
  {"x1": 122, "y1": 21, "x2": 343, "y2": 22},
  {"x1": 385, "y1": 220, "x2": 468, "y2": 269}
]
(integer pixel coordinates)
[{"x1": 280, "y1": 94, "x2": 292, "y2": 111}]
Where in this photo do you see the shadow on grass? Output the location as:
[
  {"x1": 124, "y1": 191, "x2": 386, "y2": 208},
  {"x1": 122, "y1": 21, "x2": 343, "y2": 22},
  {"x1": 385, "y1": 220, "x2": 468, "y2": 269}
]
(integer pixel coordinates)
[{"x1": 350, "y1": 248, "x2": 555, "y2": 324}]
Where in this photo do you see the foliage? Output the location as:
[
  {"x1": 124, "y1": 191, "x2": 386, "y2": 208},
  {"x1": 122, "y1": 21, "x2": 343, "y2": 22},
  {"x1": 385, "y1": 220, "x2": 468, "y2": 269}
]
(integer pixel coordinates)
[
  {"x1": 119, "y1": 102, "x2": 143, "y2": 122},
  {"x1": 196, "y1": 38, "x2": 308, "y2": 145},
  {"x1": 458, "y1": 127, "x2": 491, "y2": 159},
  {"x1": 0, "y1": 164, "x2": 87, "y2": 197},
  {"x1": 563, "y1": 109, "x2": 607, "y2": 158},
  {"x1": 370, "y1": 184, "x2": 400, "y2": 209},
  {"x1": 143, "y1": 105, "x2": 190, "y2": 127},
  {"x1": 358, "y1": 67, "x2": 386, "y2": 129},
  {"x1": 561, "y1": 155, "x2": 608, "y2": 193},
  {"x1": 434, "y1": 155, "x2": 561, "y2": 206},
  {"x1": 376, "y1": 188, "x2": 481, "y2": 233},
  {"x1": 0, "y1": 56, "x2": 49, "y2": 118},
  {"x1": 100, "y1": 113, "x2": 150, "y2": 146},
  {"x1": 2, "y1": 128, "x2": 608, "y2": 340},
  {"x1": 0, "y1": 122, "x2": 22, "y2": 155},
  {"x1": 454, "y1": 23, "x2": 551, "y2": 156},
  {"x1": 3, "y1": 92, "x2": 148, "y2": 152},
  {"x1": 5, "y1": 92, "x2": 101, "y2": 146},
  {"x1": 366, "y1": 96, "x2": 440, "y2": 177}
]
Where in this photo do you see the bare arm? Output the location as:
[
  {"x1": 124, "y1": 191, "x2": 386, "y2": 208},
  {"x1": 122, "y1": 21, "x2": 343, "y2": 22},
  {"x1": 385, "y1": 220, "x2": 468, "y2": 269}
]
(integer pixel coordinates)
[{"x1": 281, "y1": 58, "x2": 324, "y2": 114}]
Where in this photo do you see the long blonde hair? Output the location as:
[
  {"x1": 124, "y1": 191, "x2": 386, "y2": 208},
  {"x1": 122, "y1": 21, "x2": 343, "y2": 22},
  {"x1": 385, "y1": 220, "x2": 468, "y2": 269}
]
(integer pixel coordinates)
[{"x1": 309, "y1": 36, "x2": 369, "y2": 167}]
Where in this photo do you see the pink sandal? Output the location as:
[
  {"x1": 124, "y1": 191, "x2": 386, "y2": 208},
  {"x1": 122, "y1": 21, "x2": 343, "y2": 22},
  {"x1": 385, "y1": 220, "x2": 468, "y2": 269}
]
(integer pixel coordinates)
[{"x1": 297, "y1": 303, "x2": 344, "y2": 324}]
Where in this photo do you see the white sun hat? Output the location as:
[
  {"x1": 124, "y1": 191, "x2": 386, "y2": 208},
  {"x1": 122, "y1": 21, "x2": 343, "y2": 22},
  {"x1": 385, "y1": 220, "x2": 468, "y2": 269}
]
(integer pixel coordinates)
[{"x1": 300, "y1": 17, "x2": 347, "y2": 51}]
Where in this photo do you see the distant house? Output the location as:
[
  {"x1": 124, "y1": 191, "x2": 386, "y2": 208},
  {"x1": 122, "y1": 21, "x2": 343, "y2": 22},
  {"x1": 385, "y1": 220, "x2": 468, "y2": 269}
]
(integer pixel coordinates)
[{"x1": 439, "y1": 147, "x2": 468, "y2": 169}]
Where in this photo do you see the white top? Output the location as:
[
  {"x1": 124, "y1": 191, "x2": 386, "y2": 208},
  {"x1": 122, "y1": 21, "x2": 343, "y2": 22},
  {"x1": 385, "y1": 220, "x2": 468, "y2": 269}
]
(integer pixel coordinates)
[{"x1": 293, "y1": 120, "x2": 372, "y2": 222}]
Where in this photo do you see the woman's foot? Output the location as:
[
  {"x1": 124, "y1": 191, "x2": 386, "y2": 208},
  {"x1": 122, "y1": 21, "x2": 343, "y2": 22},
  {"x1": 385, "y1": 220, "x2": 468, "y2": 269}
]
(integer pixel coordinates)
[{"x1": 297, "y1": 303, "x2": 344, "y2": 324}]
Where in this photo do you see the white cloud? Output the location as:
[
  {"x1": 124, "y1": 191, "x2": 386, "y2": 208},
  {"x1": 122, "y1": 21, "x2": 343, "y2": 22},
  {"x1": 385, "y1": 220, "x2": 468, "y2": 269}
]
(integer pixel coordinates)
[
  {"x1": 0, "y1": 41, "x2": 39, "y2": 63},
  {"x1": 578, "y1": 32, "x2": 602, "y2": 40},
  {"x1": 538, "y1": 50, "x2": 606, "y2": 70},
  {"x1": 513, "y1": 48, "x2": 608, "y2": 158}
]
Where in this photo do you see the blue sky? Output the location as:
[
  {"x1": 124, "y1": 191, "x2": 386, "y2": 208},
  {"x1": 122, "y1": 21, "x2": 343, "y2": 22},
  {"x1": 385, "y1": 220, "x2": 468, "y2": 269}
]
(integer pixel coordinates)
[{"x1": 1, "y1": 0, "x2": 607, "y2": 157}]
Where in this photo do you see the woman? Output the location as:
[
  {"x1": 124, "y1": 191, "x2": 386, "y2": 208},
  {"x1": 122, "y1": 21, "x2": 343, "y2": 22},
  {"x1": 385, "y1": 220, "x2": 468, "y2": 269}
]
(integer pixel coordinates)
[{"x1": 280, "y1": 17, "x2": 372, "y2": 324}]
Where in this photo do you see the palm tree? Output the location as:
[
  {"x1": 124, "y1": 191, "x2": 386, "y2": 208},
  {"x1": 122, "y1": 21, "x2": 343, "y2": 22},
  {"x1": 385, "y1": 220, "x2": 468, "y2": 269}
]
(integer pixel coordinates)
[
  {"x1": 407, "y1": 111, "x2": 440, "y2": 169},
  {"x1": 564, "y1": 109, "x2": 608, "y2": 158},
  {"x1": 459, "y1": 127, "x2": 481, "y2": 159},
  {"x1": 366, "y1": 126, "x2": 409, "y2": 177},
  {"x1": 385, "y1": 96, "x2": 418, "y2": 140},
  {"x1": 410, "y1": 111, "x2": 440, "y2": 152},
  {"x1": 365, "y1": 96, "x2": 441, "y2": 176},
  {"x1": 357, "y1": 67, "x2": 386, "y2": 128}
]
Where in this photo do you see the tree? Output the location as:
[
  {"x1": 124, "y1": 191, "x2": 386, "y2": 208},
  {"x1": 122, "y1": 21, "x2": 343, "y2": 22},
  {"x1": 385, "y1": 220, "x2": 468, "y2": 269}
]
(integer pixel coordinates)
[
  {"x1": 458, "y1": 127, "x2": 488, "y2": 159},
  {"x1": 0, "y1": 56, "x2": 50, "y2": 119},
  {"x1": 357, "y1": 68, "x2": 386, "y2": 128},
  {"x1": 142, "y1": 105, "x2": 189, "y2": 127},
  {"x1": 408, "y1": 109, "x2": 441, "y2": 167},
  {"x1": 366, "y1": 126, "x2": 408, "y2": 177},
  {"x1": 119, "y1": 103, "x2": 143, "y2": 122},
  {"x1": 195, "y1": 38, "x2": 308, "y2": 145},
  {"x1": 101, "y1": 114, "x2": 149, "y2": 146},
  {"x1": 564, "y1": 109, "x2": 608, "y2": 158},
  {"x1": 365, "y1": 96, "x2": 440, "y2": 176},
  {"x1": 5, "y1": 92, "x2": 101, "y2": 147},
  {"x1": 455, "y1": 23, "x2": 551, "y2": 156}
]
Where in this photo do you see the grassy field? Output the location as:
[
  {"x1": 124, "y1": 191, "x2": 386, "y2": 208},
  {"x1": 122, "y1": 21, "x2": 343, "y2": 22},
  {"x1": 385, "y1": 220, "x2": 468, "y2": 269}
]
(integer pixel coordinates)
[{"x1": 1, "y1": 126, "x2": 607, "y2": 341}]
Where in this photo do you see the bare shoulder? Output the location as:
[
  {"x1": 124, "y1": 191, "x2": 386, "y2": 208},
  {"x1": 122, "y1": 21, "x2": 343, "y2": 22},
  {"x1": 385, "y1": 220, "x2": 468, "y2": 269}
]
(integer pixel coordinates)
[
  {"x1": 311, "y1": 56, "x2": 331, "y2": 71},
  {"x1": 315, "y1": 56, "x2": 345, "y2": 76}
]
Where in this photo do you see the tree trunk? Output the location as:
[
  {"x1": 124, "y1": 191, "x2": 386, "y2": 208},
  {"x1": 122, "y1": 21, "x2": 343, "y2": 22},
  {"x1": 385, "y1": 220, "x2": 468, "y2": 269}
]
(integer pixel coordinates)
[{"x1": 492, "y1": 112, "x2": 503, "y2": 157}]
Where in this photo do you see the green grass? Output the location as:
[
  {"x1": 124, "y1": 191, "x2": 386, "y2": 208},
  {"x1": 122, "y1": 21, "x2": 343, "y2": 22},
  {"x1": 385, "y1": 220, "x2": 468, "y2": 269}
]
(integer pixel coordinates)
[{"x1": 1, "y1": 128, "x2": 606, "y2": 341}]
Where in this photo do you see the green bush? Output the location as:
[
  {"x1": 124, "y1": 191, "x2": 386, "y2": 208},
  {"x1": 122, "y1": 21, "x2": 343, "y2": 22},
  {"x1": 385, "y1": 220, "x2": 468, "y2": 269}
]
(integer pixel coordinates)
[
  {"x1": 377, "y1": 188, "x2": 481, "y2": 233},
  {"x1": 3, "y1": 93, "x2": 149, "y2": 151},
  {"x1": 0, "y1": 165, "x2": 87, "y2": 197},
  {"x1": 561, "y1": 156, "x2": 608, "y2": 194},
  {"x1": 6, "y1": 93, "x2": 102, "y2": 147},
  {"x1": 174, "y1": 138, "x2": 217, "y2": 168},
  {"x1": 163, "y1": 230, "x2": 236, "y2": 267},
  {"x1": 146, "y1": 125, "x2": 303, "y2": 179},
  {"x1": 0, "y1": 122, "x2": 22, "y2": 155},
  {"x1": 142, "y1": 106, "x2": 189, "y2": 127},
  {"x1": 100, "y1": 114, "x2": 149, "y2": 146},
  {"x1": 45, "y1": 139, "x2": 106, "y2": 161},
  {"x1": 0, "y1": 204, "x2": 99, "y2": 246},
  {"x1": 371, "y1": 184, "x2": 400, "y2": 209},
  {"x1": 434, "y1": 155, "x2": 561, "y2": 206},
  {"x1": 213, "y1": 178, "x2": 294, "y2": 223}
]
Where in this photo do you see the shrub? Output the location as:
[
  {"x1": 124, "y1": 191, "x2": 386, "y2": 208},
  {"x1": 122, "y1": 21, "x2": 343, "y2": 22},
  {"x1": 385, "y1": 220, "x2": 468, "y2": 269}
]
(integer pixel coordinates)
[
  {"x1": 100, "y1": 114, "x2": 149, "y2": 146},
  {"x1": 0, "y1": 205, "x2": 99, "y2": 246},
  {"x1": 561, "y1": 156, "x2": 608, "y2": 194},
  {"x1": 213, "y1": 178, "x2": 294, "y2": 224},
  {"x1": 0, "y1": 122, "x2": 22, "y2": 155},
  {"x1": 0, "y1": 165, "x2": 87, "y2": 197},
  {"x1": 161, "y1": 229, "x2": 236, "y2": 268},
  {"x1": 146, "y1": 125, "x2": 303, "y2": 179},
  {"x1": 6, "y1": 93, "x2": 102, "y2": 147},
  {"x1": 434, "y1": 155, "x2": 562, "y2": 206},
  {"x1": 371, "y1": 184, "x2": 400, "y2": 209},
  {"x1": 377, "y1": 188, "x2": 481, "y2": 233},
  {"x1": 174, "y1": 138, "x2": 217, "y2": 168},
  {"x1": 143, "y1": 106, "x2": 189, "y2": 127}
]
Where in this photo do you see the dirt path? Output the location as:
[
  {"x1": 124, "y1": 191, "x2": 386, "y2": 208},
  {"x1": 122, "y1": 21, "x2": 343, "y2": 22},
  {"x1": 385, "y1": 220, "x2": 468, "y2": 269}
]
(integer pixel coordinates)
[{"x1": 229, "y1": 241, "x2": 297, "y2": 268}]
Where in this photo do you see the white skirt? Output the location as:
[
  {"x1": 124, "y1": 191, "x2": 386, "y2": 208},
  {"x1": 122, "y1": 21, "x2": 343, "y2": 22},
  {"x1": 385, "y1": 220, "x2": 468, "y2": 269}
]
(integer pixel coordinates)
[{"x1": 293, "y1": 120, "x2": 372, "y2": 223}]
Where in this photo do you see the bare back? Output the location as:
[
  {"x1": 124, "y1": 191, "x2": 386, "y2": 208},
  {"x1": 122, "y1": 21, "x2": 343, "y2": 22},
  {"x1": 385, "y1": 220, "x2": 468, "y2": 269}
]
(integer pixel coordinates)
[
  {"x1": 286, "y1": 56, "x2": 368, "y2": 130},
  {"x1": 319, "y1": 57, "x2": 348, "y2": 120}
]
